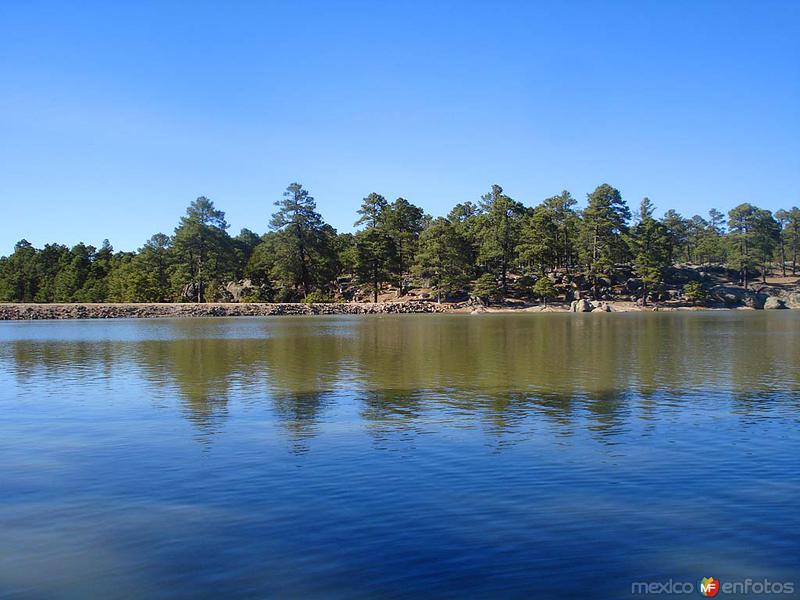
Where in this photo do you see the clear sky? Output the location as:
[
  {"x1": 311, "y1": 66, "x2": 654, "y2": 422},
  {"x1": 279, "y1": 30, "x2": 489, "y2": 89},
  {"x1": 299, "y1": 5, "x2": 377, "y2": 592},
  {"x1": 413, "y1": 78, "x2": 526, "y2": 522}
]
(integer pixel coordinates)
[{"x1": 1, "y1": 0, "x2": 798, "y2": 254}]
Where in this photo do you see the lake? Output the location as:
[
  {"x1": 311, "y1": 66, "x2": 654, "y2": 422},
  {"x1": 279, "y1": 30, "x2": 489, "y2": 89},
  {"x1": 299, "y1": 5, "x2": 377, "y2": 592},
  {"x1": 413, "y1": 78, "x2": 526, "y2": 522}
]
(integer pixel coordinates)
[{"x1": 1, "y1": 313, "x2": 799, "y2": 599}]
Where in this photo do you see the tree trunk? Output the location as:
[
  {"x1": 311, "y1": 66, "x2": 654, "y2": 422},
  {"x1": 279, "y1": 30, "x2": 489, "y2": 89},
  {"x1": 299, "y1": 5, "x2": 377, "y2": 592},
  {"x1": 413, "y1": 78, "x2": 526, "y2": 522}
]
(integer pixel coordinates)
[
  {"x1": 780, "y1": 237, "x2": 787, "y2": 277},
  {"x1": 197, "y1": 248, "x2": 204, "y2": 303},
  {"x1": 742, "y1": 236, "x2": 749, "y2": 289},
  {"x1": 295, "y1": 223, "x2": 310, "y2": 296}
]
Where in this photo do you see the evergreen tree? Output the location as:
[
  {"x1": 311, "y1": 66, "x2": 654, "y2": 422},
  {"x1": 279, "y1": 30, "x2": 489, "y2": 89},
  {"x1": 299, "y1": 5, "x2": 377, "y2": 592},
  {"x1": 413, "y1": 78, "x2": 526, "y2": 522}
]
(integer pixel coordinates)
[
  {"x1": 477, "y1": 184, "x2": 523, "y2": 294},
  {"x1": 781, "y1": 207, "x2": 800, "y2": 275},
  {"x1": 447, "y1": 202, "x2": 481, "y2": 277},
  {"x1": 233, "y1": 229, "x2": 262, "y2": 279},
  {"x1": 243, "y1": 233, "x2": 279, "y2": 301},
  {"x1": 661, "y1": 209, "x2": 688, "y2": 264},
  {"x1": 629, "y1": 198, "x2": 670, "y2": 306},
  {"x1": 541, "y1": 190, "x2": 578, "y2": 270},
  {"x1": 532, "y1": 276, "x2": 558, "y2": 307},
  {"x1": 0, "y1": 240, "x2": 39, "y2": 302},
  {"x1": 579, "y1": 183, "x2": 630, "y2": 296},
  {"x1": 414, "y1": 218, "x2": 470, "y2": 302},
  {"x1": 751, "y1": 209, "x2": 780, "y2": 283},
  {"x1": 172, "y1": 196, "x2": 233, "y2": 302},
  {"x1": 354, "y1": 192, "x2": 389, "y2": 229},
  {"x1": 683, "y1": 281, "x2": 708, "y2": 305},
  {"x1": 383, "y1": 197, "x2": 426, "y2": 294},
  {"x1": 270, "y1": 183, "x2": 333, "y2": 298},
  {"x1": 517, "y1": 205, "x2": 558, "y2": 275},
  {"x1": 727, "y1": 203, "x2": 763, "y2": 288},
  {"x1": 726, "y1": 204, "x2": 778, "y2": 287},
  {"x1": 471, "y1": 273, "x2": 501, "y2": 305},
  {"x1": 354, "y1": 227, "x2": 395, "y2": 302},
  {"x1": 695, "y1": 209, "x2": 727, "y2": 265},
  {"x1": 52, "y1": 243, "x2": 95, "y2": 302}
]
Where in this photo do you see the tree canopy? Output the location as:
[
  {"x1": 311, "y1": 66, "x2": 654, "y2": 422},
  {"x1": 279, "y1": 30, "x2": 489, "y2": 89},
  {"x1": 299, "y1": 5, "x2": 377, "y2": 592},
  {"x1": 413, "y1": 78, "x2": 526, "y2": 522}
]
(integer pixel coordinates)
[{"x1": 0, "y1": 182, "x2": 793, "y2": 304}]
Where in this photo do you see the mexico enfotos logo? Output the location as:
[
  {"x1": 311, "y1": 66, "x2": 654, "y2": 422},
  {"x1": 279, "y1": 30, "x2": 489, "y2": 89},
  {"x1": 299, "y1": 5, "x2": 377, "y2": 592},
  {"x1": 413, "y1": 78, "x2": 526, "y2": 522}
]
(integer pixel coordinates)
[{"x1": 631, "y1": 577, "x2": 795, "y2": 596}]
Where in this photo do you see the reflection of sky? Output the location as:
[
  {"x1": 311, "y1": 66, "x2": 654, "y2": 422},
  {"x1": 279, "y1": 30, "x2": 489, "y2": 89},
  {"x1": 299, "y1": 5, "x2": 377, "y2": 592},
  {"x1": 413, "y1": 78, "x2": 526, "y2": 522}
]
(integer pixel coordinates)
[{"x1": 1, "y1": 314, "x2": 799, "y2": 598}]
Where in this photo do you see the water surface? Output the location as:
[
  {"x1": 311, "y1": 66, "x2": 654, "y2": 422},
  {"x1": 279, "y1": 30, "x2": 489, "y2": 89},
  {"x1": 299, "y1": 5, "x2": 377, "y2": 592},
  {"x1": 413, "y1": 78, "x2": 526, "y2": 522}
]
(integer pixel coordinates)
[{"x1": 1, "y1": 313, "x2": 799, "y2": 598}]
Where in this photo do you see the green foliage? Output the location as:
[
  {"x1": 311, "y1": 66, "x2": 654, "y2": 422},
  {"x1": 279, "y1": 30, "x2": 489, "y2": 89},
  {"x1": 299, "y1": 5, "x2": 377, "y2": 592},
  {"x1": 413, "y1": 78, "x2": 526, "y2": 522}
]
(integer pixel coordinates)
[
  {"x1": 471, "y1": 273, "x2": 501, "y2": 304},
  {"x1": 517, "y1": 205, "x2": 558, "y2": 275},
  {"x1": 683, "y1": 281, "x2": 708, "y2": 305},
  {"x1": 382, "y1": 197, "x2": 426, "y2": 292},
  {"x1": 414, "y1": 218, "x2": 470, "y2": 302},
  {"x1": 354, "y1": 192, "x2": 388, "y2": 229},
  {"x1": 354, "y1": 227, "x2": 395, "y2": 302},
  {"x1": 477, "y1": 184, "x2": 524, "y2": 292},
  {"x1": 270, "y1": 183, "x2": 335, "y2": 298},
  {"x1": 532, "y1": 276, "x2": 558, "y2": 306},
  {"x1": 333, "y1": 232, "x2": 357, "y2": 276},
  {"x1": 172, "y1": 196, "x2": 233, "y2": 301},
  {"x1": 628, "y1": 198, "x2": 671, "y2": 305},
  {"x1": 541, "y1": 190, "x2": 579, "y2": 270},
  {"x1": 0, "y1": 240, "x2": 39, "y2": 302},
  {"x1": 0, "y1": 182, "x2": 793, "y2": 306},
  {"x1": 579, "y1": 184, "x2": 630, "y2": 293},
  {"x1": 302, "y1": 290, "x2": 333, "y2": 304},
  {"x1": 776, "y1": 207, "x2": 800, "y2": 275},
  {"x1": 661, "y1": 209, "x2": 688, "y2": 264},
  {"x1": 727, "y1": 203, "x2": 780, "y2": 287},
  {"x1": 447, "y1": 201, "x2": 481, "y2": 277},
  {"x1": 694, "y1": 208, "x2": 727, "y2": 265}
]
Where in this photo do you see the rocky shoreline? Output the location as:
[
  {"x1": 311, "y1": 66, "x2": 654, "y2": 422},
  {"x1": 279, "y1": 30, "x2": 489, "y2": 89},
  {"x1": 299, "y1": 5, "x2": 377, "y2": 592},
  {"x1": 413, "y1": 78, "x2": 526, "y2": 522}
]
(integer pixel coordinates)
[
  {"x1": 0, "y1": 294, "x2": 797, "y2": 320},
  {"x1": 0, "y1": 301, "x2": 461, "y2": 320}
]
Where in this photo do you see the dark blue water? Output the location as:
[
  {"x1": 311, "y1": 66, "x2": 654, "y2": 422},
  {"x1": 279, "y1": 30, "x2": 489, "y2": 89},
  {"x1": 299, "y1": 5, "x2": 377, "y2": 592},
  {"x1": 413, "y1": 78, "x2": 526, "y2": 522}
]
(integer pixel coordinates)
[{"x1": 1, "y1": 313, "x2": 799, "y2": 598}]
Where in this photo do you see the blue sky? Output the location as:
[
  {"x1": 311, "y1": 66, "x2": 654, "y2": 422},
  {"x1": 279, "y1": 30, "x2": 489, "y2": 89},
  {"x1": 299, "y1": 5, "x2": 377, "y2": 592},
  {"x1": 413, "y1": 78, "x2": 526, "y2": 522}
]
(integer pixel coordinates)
[{"x1": 1, "y1": 0, "x2": 798, "y2": 253}]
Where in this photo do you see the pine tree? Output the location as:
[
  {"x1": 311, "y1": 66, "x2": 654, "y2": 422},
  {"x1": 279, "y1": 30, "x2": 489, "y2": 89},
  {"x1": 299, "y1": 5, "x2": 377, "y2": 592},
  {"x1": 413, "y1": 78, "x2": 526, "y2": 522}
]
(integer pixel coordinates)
[
  {"x1": 172, "y1": 196, "x2": 232, "y2": 302},
  {"x1": 629, "y1": 198, "x2": 670, "y2": 306},
  {"x1": 477, "y1": 184, "x2": 523, "y2": 294},
  {"x1": 579, "y1": 183, "x2": 630, "y2": 297},
  {"x1": 414, "y1": 218, "x2": 470, "y2": 302},
  {"x1": 270, "y1": 183, "x2": 332, "y2": 298},
  {"x1": 532, "y1": 276, "x2": 558, "y2": 307}
]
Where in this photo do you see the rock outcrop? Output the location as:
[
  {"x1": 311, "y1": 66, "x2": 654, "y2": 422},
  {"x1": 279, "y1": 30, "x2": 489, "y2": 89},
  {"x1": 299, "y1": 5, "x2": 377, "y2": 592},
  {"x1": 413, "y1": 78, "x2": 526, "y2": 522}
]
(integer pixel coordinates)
[
  {"x1": 764, "y1": 297, "x2": 787, "y2": 310},
  {"x1": 0, "y1": 302, "x2": 455, "y2": 321},
  {"x1": 710, "y1": 286, "x2": 767, "y2": 309}
]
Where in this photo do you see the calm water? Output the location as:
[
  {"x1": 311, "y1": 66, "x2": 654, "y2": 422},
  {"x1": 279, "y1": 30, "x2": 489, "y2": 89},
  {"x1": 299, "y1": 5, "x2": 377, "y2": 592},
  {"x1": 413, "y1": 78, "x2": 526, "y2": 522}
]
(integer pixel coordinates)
[{"x1": 1, "y1": 313, "x2": 799, "y2": 599}]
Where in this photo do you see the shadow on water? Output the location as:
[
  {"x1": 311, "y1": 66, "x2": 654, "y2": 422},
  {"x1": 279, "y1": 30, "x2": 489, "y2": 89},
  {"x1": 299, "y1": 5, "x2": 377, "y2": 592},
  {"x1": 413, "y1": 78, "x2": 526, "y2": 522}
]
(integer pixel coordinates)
[{"x1": 2, "y1": 313, "x2": 798, "y2": 446}]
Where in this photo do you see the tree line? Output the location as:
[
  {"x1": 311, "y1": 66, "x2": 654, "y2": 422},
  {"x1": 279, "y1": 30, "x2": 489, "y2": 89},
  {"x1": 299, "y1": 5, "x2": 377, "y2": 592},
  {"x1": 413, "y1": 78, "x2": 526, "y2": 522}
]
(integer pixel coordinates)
[{"x1": 1, "y1": 182, "x2": 798, "y2": 304}]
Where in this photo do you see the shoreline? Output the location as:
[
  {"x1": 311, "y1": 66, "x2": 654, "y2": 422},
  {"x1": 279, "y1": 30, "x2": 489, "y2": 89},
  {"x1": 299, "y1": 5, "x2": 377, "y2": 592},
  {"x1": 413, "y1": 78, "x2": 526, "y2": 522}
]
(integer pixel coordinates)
[{"x1": 0, "y1": 300, "x2": 789, "y2": 320}]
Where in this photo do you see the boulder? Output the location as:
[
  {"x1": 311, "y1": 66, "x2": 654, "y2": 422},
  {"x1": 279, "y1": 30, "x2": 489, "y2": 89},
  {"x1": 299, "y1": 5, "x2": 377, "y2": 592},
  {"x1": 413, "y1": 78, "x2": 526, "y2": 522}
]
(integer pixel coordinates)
[
  {"x1": 625, "y1": 278, "x2": 642, "y2": 292},
  {"x1": 711, "y1": 286, "x2": 767, "y2": 309},
  {"x1": 781, "y1": 291, "x2": 800, "y2": 309},
  {"x1": 592, "y1": 303, "x2": 612, "y2": 312},
  {"x1": 223, "y1": 279, "x2": 255, "y2": 303},
  {"x1": 570, "y1": 299, "x2": 594, "y2": 313},
  {"x1": 664, "y1": 267, "x2": 701, "y2": 286},
  {"x1": 764, "y1": 297, "x2": 787, "y2": 310}
]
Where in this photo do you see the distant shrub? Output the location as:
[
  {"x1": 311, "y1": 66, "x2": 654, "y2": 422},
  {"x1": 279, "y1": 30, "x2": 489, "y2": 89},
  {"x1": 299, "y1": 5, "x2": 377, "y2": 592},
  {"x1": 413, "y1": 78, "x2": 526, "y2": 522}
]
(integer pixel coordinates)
[
  {"x1": 683, "y1": 281, "x2": 708, "y2": 305},
  {"x1": 302, "y1": 291, "x2": 333, "y2": 304},
  {"x1": 533, "y1": 276, "x2": 559, "y2": 306}
]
